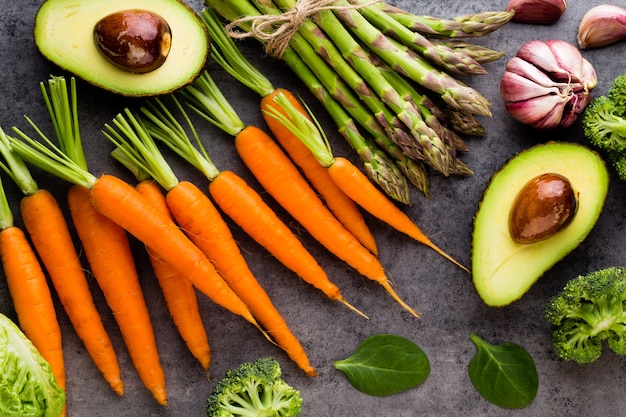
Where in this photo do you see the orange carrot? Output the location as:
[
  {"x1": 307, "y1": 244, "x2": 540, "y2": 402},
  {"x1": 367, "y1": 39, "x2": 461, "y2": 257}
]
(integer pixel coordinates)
[
  {"x1": 0, "y1": 184, "x2": 65, "y2": 406},
  {"x1": 165, "y1": 179, "x2": 317, "y2": 377},
  {"x1": 208, "y1": 170, "x2": 349, "y2": 305},
  {"x1": 135, "y1": 179, "x2": 211, "y2": 371},
  {"x1": 0, "y1": 128, "x2": 124, "y2": 395},
  {"x1": 67, "y1": 184, "x2": 167, "y2": 405},
  {"x1": 264, "y1": 92, "x2": 470, "y2": 273},
  {"x1": 261, "y1": 89, "x2": 378, "y2": 256},
  {"x1": 327, "y1": 157, "x2": 470, "y2": 272},
  {"x1": 1, "y1": 226, "x2": 66, "y2": 411},
  {"x1": 234, "y1": 125, "x2": 419, "y2": 317},
  {"x1": 21, "y1": 188, "x2": 125, "y2": 395}
]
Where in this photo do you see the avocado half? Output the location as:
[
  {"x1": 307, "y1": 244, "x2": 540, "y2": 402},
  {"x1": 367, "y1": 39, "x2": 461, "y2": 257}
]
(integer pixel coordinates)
[
  {"x1": 34, "y1": 0, "x2": 209, "y2": 96},
  {"x1": 472, "y1": 142, "x2": 609, "y2": 307}
]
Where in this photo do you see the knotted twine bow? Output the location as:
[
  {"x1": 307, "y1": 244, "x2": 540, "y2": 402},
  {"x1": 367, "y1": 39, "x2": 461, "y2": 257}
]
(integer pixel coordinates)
[{"x1": 225, "y1": 0, "x2": 379, "y2": 58}]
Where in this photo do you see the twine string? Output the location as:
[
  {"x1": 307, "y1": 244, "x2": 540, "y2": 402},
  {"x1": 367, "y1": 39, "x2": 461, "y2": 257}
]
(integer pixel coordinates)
[{"x1": 225, "y1": 0, "x2": 378, "y2": 58}]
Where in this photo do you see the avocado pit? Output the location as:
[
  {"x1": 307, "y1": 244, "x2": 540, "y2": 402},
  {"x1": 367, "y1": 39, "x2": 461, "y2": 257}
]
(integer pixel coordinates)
[
  {"x1": 509, "y1": 173, "x2": 578, "y2": 244},
  {"x1": 94, "y1": 9, "x2": 172, "y2": 73}
]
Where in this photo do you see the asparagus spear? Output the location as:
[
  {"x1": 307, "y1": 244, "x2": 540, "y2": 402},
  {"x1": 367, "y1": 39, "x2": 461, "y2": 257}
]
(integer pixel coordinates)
[
  {"x1": 354, "y1": 1, "x2": 488, "y2": 76},
  {"x1": 373, "y1": 4, "x2": 515, "y2": 38},
  {"x1": 428, "y1": 39, "x2": 506, "y2": 64}
]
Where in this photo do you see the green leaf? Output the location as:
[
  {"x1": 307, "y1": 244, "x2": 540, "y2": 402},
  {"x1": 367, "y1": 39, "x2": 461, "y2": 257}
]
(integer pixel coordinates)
[
  {"x1": 333, "y1": 333, "x2": 430, "y2": 396},
  {"x1": 468, "y1": 332, "x2": 538, "y2": 409}
]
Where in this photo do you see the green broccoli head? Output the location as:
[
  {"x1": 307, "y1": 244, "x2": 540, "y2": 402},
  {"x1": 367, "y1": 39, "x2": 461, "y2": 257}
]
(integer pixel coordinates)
[
  {"x1": 545, "y1": 267, "x2": 626, "y2": 363},
  {"x1": 607, "y1": 73, "x2": 626, "y2": 113},
  {"x1": 582, "y1": 73, "x2": 626, "y2": 180},
  {"x1": 206, "y1": 357, "x2": 302, "y2": 417},
  {"x1": 582, "y1": 96, "x2": 626, "y2": 153}
]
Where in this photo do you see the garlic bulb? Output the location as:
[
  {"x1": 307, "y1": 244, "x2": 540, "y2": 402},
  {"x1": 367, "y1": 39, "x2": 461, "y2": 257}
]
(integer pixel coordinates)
[
  {"x1": 506, "y1": 0, "x2": 567, "y2": 25},
  {"x1": 578, "y1": 5, "x2": 626, "y2": 49},
  {"x1": 500, "y1": 40, "x2": 597, "y2": 130}
]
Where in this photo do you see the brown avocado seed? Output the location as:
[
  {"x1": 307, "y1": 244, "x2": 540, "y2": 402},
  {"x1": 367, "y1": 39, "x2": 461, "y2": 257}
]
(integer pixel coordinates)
[
  {"x1": 94, "y1": 9, "x2": 171, "y2": 74},
  {"x1": 509, "y1": 173, "x2": 578, "y2": 244}
]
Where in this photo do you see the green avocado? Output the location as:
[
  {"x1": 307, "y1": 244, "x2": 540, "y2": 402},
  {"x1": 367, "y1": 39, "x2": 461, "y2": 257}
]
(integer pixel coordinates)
[
  {"x1": 472, "y1": 142, "x2": 609, "y2": 307},
  {"x1": 34, "y1": 0, "x2": 209, "y2": 96}
]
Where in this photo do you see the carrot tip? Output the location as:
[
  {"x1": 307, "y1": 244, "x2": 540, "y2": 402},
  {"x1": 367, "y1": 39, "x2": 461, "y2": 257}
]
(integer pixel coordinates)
[
  {"x1": 381, "y1": 282, "x2": 420, "y2": 319},
  {"x1": 109, "y1": 380, "x2": 124, "y2": 396},
  {"x1": 338, "y1": 298, "x2": 369, "y2": 320},
  {"x1": 420, "y1": 239, "x2": 470, "y2": 273}
]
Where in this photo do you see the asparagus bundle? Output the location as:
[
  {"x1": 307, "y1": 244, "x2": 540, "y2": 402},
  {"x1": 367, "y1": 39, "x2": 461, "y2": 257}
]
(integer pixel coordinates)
[{"x1": 206, "y1": 0, "x2": 512, "y2": 200}]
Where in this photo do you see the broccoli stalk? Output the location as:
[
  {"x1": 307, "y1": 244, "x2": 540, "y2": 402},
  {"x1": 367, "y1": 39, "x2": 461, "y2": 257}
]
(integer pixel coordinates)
[
  {"x1": 545, "y1": 267, "x2": 626, "y2": 364},
  {"x1": 206, "y1": 357, "x2": 303, "y2": 417},
  {"x1": 582, "y1": 73, "x2": 626, "y2": 181}
]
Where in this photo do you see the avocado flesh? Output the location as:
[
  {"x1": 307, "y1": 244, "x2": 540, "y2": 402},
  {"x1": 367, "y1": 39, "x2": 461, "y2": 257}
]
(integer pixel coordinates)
[
  {"x1": 472, "y1": 142, "x2": 609, "y2": 307},
  {"x1": 34, "y1": 0, "x2": 209, "y2": 96}
]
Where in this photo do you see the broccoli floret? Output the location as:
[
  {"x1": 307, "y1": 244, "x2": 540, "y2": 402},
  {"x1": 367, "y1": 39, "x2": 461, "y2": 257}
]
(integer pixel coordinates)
[
  {"x1": 582, "y1": 73, "x2": 626, "y2": 180},
  {"x1": 206, "y1": 357, "x2": 302, "y2": 417},
  {"x1": 545, "y1": 267, "x2": 626, "y2": 364}
]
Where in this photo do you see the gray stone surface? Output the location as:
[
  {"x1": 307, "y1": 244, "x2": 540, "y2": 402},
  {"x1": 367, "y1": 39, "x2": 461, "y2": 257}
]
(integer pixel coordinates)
[{"x1": 1, "y1": 0, "x2": 625, "y2": 416}]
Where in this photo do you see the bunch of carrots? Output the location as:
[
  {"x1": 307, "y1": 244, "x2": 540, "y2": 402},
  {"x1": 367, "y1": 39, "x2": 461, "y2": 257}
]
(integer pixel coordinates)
[{"x1": 0, "y1": 69, "x2": 469, "y2": 413}]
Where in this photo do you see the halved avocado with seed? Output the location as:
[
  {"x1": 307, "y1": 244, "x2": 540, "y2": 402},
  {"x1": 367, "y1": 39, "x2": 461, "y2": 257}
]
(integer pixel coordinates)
[
  {"x1": 472, "y1": 142, "x2": 609, "y2": 307},
  {"x1": 34, "y1": 0, "x2": 209, "y2": 96}
]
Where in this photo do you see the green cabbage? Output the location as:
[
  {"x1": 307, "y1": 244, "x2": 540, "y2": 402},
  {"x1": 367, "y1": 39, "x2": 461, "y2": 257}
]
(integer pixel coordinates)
[{"x1": 0, "y1": 313, "x2": 65, "y2": 416}]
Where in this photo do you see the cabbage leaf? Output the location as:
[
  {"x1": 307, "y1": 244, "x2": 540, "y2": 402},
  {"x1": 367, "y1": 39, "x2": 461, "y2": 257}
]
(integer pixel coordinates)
[{"x1": 0, "y1": 313, "x2": 65, "y2": 416}]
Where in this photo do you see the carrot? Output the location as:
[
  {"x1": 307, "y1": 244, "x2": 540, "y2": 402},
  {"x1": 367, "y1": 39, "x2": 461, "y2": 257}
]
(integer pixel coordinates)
[
  {"x1": 135, "y1": 179, "x2": 211, "y2": 371},
  {"x1": 0, "y1": 128, "x2": 124, "y2": 395},
  {"x1": 67, "y1": 184, "x2": 167, "y2": 405},
  {"x1": 0, "y1": 176, "x2": 65, "y2": 408},
  {"x1": 261, "y1": 88, "x2": 378, "y2": 255},
  {"x1": 328, "y1": 156, "x2": 470, "y2": 272},
  {"x1": 199, "y1": 8, "x2": 378, "y2": 255},
  {"x1": 106, "y1": 110, "x2": 317, "y2": 376},
  {"x1": 136, "y1": 98, "x2": 366, "y2": 319},
  {"x1": 264, "y1": 91, "x2": 470, "y2": 273}
]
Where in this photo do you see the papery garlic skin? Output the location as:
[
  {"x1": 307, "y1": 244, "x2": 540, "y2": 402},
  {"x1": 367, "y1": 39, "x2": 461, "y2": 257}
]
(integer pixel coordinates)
[
  {"x1": 506, "y1": 0, "x2": 567, "y2": 25},
  {"x1": 578, "y1": 4, "x2": 626, "y2": 49},
  {"x1": 500, "y1": 40, "x2": 597, "y2": 130}
]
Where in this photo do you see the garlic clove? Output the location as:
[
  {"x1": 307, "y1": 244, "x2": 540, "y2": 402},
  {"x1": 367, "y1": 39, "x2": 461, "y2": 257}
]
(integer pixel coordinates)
[
  {"x1": 517, "y1": 40, "x2": 593, "y2": 86},
  {"x1": 505, "y1": 56, "x2": 569, "y2": 89},
  {"x1": 546, "y1": 39, "x2": 585, "y2": 81},
  {"x1": 582, "y1": 58, "x2": 598, "y2": 90},
  {"x1": 506, "y1": 0, "x2": 567, "y2": 25},
  {"x1": 578, "y1": 4, "x2": 626, "y2": 49},
  {"x1": 500, "y1": 71, "x2": 563, "y2": 102},
  {"x1": 504, "y1": 94, "x2": 567, "y2": 128}
]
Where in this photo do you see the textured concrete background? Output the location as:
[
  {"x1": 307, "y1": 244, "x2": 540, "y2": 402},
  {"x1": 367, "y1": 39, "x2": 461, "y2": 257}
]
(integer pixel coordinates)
[{"x1": 1, "y1": 0, "x2": 625, "y2": 416}]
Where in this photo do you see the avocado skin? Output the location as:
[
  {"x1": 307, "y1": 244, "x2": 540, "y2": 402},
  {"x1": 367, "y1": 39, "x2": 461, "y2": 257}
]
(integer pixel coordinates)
[
  {"x1": 471, "y1": 142, "x2": 609, "y2": 307},
  {"x1": 34, "y1": 0, "x2": 209, "y2": 96}
]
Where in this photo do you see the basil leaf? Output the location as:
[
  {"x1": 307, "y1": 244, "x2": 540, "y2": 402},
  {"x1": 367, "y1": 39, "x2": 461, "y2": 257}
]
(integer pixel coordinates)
[
  {"x1": 333, "y1": 333, "x2": 430, "y2": 396},
  {"x1": 468, "y1": 332, "x2": 538, "y2": 409}
]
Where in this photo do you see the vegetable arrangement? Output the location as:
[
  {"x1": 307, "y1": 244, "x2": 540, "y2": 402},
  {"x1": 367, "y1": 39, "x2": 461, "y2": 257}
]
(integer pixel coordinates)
[
  {"x1": 207, "y1": 0, "x2": 513, "y2": 202},
  {"x1": 1, "y1": 0, "x2": 626, "y2": 416}
]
